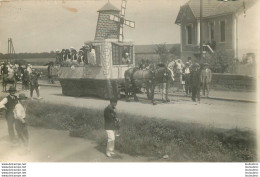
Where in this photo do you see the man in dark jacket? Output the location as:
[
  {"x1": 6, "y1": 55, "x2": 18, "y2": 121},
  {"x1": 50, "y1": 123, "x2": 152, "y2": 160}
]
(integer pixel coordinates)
[
  {"x1": 0, "y1": 86, "x2": 19, "y2": 142},
  {"x1": 104, "y1": 98, "x2": 119, "y2": 157},
  {"x1": 23, "y1": 66, "x2": 30, "y2": 90},
  {"x1": 190, "y1": 63, "x2": 201, "y2": 102},
  {"x1": 29, "y1": 69, "x2": 42, "y2": 99}
]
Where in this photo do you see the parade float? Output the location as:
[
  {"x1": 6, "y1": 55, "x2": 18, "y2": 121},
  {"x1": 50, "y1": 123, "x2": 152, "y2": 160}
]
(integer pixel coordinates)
[{"x1": 58, "y1": 0, "x2": 135, "y2": 98}]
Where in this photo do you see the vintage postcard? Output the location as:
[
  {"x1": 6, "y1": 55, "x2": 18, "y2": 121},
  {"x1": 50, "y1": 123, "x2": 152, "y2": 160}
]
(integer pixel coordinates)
[{"x1": 0, "y1": 0, "x2": 259, "y2": 176}]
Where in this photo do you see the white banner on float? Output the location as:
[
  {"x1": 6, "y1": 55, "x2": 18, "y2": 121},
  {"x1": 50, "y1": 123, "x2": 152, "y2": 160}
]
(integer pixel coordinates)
[{"x1": 1, "y1": 162, "x2": 257, "y2": 177}]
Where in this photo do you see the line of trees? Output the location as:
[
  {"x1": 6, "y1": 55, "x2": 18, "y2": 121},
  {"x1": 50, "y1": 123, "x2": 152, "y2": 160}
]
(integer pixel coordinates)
[{"x1": 0, "y1": 51, "x2": 56, "y2": 60}]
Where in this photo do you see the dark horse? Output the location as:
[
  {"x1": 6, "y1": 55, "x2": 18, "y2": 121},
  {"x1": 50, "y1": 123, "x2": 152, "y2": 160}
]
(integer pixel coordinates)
[
  {"x1": 124, "y1": 66, "x2": 173, "y2": 104},
  {"x1": 2, "y1": 70, "x2": 22, "y2": 92}
]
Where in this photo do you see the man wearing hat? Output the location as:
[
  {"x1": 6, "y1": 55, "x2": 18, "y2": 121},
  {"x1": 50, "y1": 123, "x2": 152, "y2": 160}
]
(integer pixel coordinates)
[
  {"x1": 0, "y1": 86, "x2": 19, "y2": 142},
  {"x1": 183, "y1": 62, "x2": 191, "y2": 95},
  {"x1": 22, "y1": 64, "x2": 30, "y2": 90},
  {"x1": 29, "y1": 69, "x2": 42, "y2": 99},
  {"x1": 190, "y1": 63, "x2": 201, "y2": 102},
  {"x1": 201, "y1": 63, "x2": 212, "y2": 97}
]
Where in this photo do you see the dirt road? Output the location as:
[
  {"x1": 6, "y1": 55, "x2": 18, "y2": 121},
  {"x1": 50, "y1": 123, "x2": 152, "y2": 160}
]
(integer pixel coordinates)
[
  {"x1": 0, "y1": 119, "x2": 147, "y2": 162},
  {"x1": 14, "y1": 85, "x2": 257, "y2": 131}
]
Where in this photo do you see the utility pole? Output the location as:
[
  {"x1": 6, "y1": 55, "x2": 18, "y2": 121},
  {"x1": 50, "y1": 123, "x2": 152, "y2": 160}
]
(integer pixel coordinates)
[
  {"x1": 200, "y1": 0, "x2": 203, "y2": 61},
  {"x1": 8, "y1": 38, "x2": 10, "y2": 62},
  {"x1": 7, "y1": 38, "x2": 15, "y2": 63}
]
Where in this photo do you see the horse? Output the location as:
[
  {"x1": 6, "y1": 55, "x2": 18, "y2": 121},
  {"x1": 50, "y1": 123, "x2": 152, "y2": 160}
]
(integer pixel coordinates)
[
  {"x1": 2, "y1": 69, "x2": 22, "y2": 92},
  {"x1": 124, "y1": 65, "x2": 173, "y2": 104},
  {"x1": 124, "y1": 67, "x2": 138, "y2": 100}
]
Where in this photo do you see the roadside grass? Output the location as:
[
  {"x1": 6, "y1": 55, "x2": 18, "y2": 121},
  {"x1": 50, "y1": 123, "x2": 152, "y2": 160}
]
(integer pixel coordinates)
[{"x1": 22, "y1": 101, "x2": 257, "y2": 162}]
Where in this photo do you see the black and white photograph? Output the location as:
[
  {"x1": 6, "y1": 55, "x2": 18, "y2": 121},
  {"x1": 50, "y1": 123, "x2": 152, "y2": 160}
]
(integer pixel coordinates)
[{"x1": 0, "y1": 0, "x2": 259, "y2": 176}]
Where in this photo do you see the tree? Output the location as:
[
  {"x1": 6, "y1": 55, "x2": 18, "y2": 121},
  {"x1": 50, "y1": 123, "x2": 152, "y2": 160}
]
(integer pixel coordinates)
[
  {"x1": 207, "y1": 48, "x2": 234, "y2": 73},
  {"x1": 155, "y1": 43, "x2": 169, "y2": 64},
  {"x1": 169, "y1": 45, "x2": 180, "y2": 59}
]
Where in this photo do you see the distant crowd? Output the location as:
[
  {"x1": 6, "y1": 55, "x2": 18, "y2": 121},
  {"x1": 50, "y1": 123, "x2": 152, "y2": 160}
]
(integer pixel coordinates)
[{"x1": 0, "y1": 62, "x2": 42, "y2": 100}]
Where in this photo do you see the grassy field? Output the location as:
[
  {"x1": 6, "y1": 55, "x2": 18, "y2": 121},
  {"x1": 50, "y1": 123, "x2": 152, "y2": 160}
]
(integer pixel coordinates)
[{"x1": 21, "y1": 100, "x2": 257, "y2": 162}]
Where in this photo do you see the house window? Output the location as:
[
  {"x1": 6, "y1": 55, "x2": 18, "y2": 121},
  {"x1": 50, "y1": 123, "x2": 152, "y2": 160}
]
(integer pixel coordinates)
[
  {"x1": 209, "y1": 22, "x2": 214, "y2": 42},
  {"x1": 220, "y1": 21, "x2": 225, "y2": 42},
  {"x1": 112, "y1": 43, "x2": 120, "y2": 65},
  {"x1": 112, "y1": 43, "x2": 134, "y2": 65},
  {"x1": 186, "y1": 25, "x2": 192, "y2": 44}
]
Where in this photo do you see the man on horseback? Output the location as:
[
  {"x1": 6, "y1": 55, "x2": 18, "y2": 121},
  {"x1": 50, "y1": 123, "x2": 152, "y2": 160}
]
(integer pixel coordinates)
[
  {"x1": 1, "y1": 63, "x2": 8, "y2": 78},
  {"x1": 2, "y1": 63, "x2": 21, "y2": 92}
]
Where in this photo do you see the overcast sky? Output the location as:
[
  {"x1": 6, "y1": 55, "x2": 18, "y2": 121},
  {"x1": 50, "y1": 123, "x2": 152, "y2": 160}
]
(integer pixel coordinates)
[{"x1": 0, "y1": 0, "x2": 259, "y2": 55}]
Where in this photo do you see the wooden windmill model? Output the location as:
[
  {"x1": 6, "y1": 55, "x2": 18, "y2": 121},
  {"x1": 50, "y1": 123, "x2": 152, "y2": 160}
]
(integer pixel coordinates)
[{"x1": 109, "y1": 0, "x2": 135, "y2": 42}]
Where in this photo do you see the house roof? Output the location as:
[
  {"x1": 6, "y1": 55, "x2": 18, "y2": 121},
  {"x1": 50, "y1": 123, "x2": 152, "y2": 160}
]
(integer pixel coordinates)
[
  {"x1": 97, "y1": 2, "x2": 120, "y2": 12},
  {"x1": 135, "y1": 44, "x2": 180, "y2": 54},
  {"x1": 175, "y1": 0, "x2": 257, "y2": 24}
]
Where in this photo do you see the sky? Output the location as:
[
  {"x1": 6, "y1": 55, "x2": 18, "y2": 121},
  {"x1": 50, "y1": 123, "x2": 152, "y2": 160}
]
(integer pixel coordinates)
[{"x1": 0, "y1": 0, "x2": 259, "y2": 55}]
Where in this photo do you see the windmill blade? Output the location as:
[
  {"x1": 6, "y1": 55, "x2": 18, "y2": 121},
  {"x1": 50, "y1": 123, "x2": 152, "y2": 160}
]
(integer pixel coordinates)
[
  {"x1": 110, "y1": 14, "x2": 120, "y2": 22},
  {"x1": 124, "y1": 19, "x2": 135, "y2": 28},
  {"x1": 121, "y1": 0, "x2": 127, "y2": 17}
]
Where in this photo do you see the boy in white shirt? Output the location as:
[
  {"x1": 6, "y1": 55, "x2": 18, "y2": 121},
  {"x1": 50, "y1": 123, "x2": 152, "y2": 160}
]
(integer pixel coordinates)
[{"x1": 13, "y1": 93, "x2": 29, "y2": 148}]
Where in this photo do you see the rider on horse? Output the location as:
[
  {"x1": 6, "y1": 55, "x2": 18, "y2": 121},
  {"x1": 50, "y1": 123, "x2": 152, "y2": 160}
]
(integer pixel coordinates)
[{"x1": 2, "y1": 63, "x2": 9, "y2": 78}]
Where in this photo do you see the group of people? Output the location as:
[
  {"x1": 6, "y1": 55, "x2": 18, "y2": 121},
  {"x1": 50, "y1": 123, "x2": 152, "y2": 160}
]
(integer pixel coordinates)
[
  {"x1": 0, "y1": 62, "x2": 42, "y2": 100},
  {"x1": 0, "y1": 57, "x2": 212, "y2": 158},
  {"x1": 0, "y1": 62, "x2": 22, "y2": 79},
  {"x1": 0, "y1": 62, "x2": 42, "y2": 153},
  {"x1": 0, "y1": 86, "x2": 29, "y2": 152},
  {"x1": 55, "y1": 45, "x2": 97, "y2": 66},
  {"x1": 0, "y1": 84, "x2": 118, "y2": 157},
  {"x1": 182, "y1": 59, "x2": 212, "y2": 102}
]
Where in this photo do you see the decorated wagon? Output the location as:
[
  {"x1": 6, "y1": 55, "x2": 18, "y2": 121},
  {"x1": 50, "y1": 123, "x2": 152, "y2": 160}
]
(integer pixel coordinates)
[{"x1": 58, "y1": 0, "x2": 135, "y2": 99}]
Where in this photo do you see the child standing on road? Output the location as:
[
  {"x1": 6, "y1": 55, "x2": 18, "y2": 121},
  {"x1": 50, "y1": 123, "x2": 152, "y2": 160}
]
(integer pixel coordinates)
[
  {"x1": 13, "y1": 93, "x2": 29, "y2": 150},
  {"x1": 104, "y1": 98, "x2": 120, "y2": 157}
]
